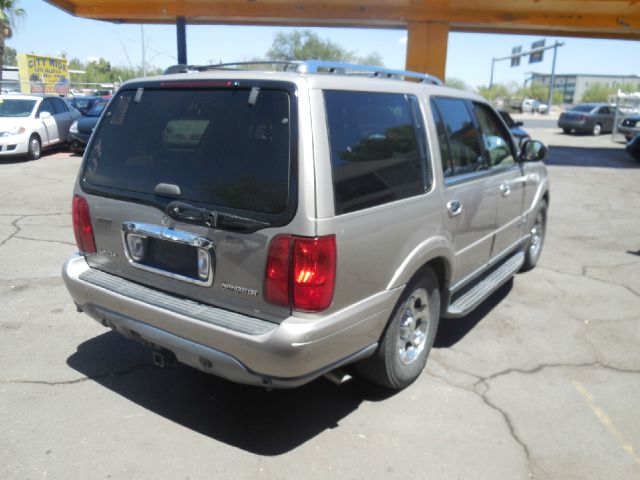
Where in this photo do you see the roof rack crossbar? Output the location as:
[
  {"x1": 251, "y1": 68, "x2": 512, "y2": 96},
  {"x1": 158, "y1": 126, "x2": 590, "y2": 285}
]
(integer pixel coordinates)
[{"x1": 163, "y1": 60, "x2": 443, "y2": 85}]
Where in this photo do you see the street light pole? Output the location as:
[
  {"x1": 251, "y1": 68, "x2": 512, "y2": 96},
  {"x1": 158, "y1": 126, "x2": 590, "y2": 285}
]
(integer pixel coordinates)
[
  {"x1": 140, "y1": 25, "x2": 147, "y2": 77},
  {"x1": 546, "y1": 41, "x2": 560, "y2": 113},
  {"x1": 489, "y1": 58, "x2": 495, "y2": 88}
]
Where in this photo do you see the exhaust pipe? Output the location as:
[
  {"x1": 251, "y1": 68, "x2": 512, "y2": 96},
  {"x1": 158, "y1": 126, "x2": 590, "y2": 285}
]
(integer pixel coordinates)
[{"x1": 324, "y1": 369, "x2": 353, "y2": 386}]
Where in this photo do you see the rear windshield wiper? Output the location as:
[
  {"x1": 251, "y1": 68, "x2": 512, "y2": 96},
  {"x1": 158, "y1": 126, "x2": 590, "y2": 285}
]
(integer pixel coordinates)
[{"x1": 165, "y1": 201, "x2": 270, "y2": 232}]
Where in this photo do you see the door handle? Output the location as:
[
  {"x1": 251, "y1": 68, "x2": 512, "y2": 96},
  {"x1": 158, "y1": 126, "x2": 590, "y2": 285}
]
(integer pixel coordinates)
[
  {"x1": 500, "y1": 183, "x2": 511, "y2": 197},
  {"x1": 447, "y1": 200, "x2": 463, "y2": 217}
]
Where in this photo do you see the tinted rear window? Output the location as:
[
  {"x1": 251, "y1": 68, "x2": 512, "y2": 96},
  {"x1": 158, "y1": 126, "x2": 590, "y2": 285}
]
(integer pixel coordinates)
[
  {"x1": 324, "y1": 90, "x2": 427, "y2": 214},
  {"x1": 83, "y1": 87, "x2": 293, "y2": 215}
]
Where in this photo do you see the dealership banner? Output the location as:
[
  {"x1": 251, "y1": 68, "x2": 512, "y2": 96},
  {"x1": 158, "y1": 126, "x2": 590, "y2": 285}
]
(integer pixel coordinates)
[{"x1": 17, "y1": 53, "x2": 70, "y2": 95}]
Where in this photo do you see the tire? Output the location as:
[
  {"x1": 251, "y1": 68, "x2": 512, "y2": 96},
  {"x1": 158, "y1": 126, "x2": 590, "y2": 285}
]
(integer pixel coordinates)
[
  {"x1": 356, "y1": 269, "x2": 440, "y2": 390},
  {"x1": 27, "y1": 134, "x2": 42, "y2": 160},
  {"x1": 521, "y1": 200, "x2": 547, "y2": 272},
  {"x1": 562, "y1": 128, "x2": 571, "y2": 134},
  {"x1": 592, "y1": 123, "x2": 602, "y2": 136}
]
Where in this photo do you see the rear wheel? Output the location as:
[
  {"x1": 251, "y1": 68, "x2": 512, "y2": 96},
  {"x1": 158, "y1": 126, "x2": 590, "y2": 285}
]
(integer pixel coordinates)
[
  {"x1": 521, "y1": 200, "x2": 547, "y2": 271},
  {"x1": 356, "y1": 269, "x2": 440, "y2": 390},
  {"x1": 562, "y1": 128, "x2": 571, "y2": 134},
  {"x1": 592, "y1": 123, "x2": 602, "y2": 136},
  {"x1": 27, "y1": 135, "x2": 41, "y2": 160}
]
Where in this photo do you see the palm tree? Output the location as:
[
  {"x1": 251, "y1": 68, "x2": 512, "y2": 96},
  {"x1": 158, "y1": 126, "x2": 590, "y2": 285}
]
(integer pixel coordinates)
[{"x1": 0, "y1": 0, "x2": 25, "y2": 83}]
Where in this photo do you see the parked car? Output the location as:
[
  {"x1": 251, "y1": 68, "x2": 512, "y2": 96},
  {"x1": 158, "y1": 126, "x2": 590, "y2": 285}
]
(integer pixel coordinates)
[
  {"x1": 497, "y1": 109, "x2": 531, "y2": 146},
  {"x1": 626, "y1": 133, "x2": 640, "y2": 161},
  {"x1": 68, "y1": 99, "x2": 109, "y2": 153},
  {"x1": 0, "y1": 94, "x2": 81, "y2": 160},
  {"x1": 618, "y1": 114, "x2": 640, "y2": 141},
  {"x1": 62, "y1": 61, "x2": 549, "y2": 390},
  {"x1": 521, "y1": 98, "x2": 538, "y2": 113},
  {"x1": 69, "y1": 96, "x2": 102, "y2": 116},
  {"x1": 558, "y1": 103, "x2": 615, "y2": 135}
]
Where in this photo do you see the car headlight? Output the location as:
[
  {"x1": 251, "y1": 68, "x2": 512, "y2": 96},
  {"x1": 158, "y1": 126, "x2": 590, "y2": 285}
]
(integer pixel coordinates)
[
  {"x1": 69, "y1": 121, "x2": 79, "y2": 134},
  {"x1": 0, "y1": 126, "x2": 26, "y2": 137}
]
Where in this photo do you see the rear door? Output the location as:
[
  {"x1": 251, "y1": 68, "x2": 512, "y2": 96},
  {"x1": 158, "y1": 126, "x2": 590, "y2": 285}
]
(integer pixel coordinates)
[
  {"x1": 50, "y1": 97, "x2": 73, "y2": 141},
  {"x1": 471, "y1": 101, "x2": 525, "y2": 259},
  {"x1": 36, "y1": 99, "x2": 59, "y2": 144},
  {"x1": 80, "y1": 81, "x2": 300, "y2": 322},
  {"x1": 431, "y1": 97, "x2": 497, "y2": 285},
  {"x1": 597, "y1": 106, "x2": 613, "y2": 132}
]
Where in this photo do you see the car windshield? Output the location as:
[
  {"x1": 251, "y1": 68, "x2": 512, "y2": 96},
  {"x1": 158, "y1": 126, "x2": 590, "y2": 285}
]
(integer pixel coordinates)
[
  {"x1": 570, "y1": 105, "x2": 597, "y2": 113},
  {"x1": 86, "y1": 101, "x2": 108, "y2": 117},
  {"x1": 83, "y1": 86, "x2": 293, "y2": 215},
  {"x1": 0, "y1": 99, "x2": 37, "y2": 117}
]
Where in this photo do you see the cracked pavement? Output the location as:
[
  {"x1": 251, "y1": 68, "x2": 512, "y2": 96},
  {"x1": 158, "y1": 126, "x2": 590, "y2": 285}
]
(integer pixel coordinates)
[{"x1": 1, "y1": 138, "x2": 639, "y2": 479}]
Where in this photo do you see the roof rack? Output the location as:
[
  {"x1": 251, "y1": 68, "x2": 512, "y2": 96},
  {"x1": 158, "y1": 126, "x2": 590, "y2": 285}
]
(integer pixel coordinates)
[{"x1": 163, "y1": 60, "x2": 443, "y2": 85}]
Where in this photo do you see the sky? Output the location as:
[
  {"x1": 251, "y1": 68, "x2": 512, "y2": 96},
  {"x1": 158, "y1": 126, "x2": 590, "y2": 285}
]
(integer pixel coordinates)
[{"x1": 7, "y1": 0, "x2": 640, "y2": 89}]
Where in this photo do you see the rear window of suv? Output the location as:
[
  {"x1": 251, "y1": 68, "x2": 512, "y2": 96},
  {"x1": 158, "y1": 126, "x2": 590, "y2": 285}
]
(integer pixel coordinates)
[{"x1": 82, "y1": 84, "x2": 295, "y2": 216}]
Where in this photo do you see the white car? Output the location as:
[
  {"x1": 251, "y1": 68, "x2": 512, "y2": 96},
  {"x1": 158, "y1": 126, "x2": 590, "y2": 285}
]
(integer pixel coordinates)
[{"x1": 0, "y1": 94, "x2": 81, "y2": 160}]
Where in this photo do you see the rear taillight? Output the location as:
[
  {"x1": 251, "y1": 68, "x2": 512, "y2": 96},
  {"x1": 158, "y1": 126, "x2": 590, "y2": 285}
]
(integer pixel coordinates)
[
  {"x1": 265, "y1": 235, "x2": 336, "y2": 312},
  {"x1": 72, "y1": 195, "x2": 96, "y2": 254},
  {"x1": 265, "y1": 235, "x2": 292, "y2": 307}
]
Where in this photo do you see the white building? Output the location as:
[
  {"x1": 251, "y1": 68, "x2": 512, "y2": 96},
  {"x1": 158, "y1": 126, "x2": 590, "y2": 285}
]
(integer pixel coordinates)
[{"x1": 530, "y1": 73, "x2": 640, "y2": 104}]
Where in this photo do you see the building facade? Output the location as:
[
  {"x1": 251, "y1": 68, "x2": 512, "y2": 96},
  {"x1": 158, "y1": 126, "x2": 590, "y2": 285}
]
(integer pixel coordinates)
[{"x1": 530, "y1": 73, "x2": 640, "y2": 104}]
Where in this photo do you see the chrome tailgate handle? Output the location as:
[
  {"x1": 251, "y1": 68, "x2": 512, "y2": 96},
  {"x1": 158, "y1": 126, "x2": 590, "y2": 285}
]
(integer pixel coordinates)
[{"x1": 447, "y1": 200, "x2": 463, "y2": 217}]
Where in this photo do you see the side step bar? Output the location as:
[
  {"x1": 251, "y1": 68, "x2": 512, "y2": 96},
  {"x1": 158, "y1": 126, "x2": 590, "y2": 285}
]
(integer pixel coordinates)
[{"x1": 446, "y1": 252, "x2": 524, "y2": 318}]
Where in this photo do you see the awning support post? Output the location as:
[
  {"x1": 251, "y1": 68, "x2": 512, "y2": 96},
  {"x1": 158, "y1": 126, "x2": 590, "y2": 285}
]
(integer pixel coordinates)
[{"x1": 177, "y1": 16, "x2": 187, "y2": 65}]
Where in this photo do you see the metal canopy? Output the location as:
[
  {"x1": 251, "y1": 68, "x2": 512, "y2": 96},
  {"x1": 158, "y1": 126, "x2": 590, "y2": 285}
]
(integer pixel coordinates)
[{"x1": 46, "y1": 0, "x2": 640, "y2": 39}]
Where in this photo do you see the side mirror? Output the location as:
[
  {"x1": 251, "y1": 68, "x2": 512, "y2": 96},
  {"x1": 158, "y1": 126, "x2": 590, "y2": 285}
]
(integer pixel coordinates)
[
  {"x1": 520, "y1": 140, "x2": 548, "y2": 162},
  {"x1": 39, "y1": 111, "x2": 52, "y2": 119},
  {"x1": 515, "y1": 121, "x2": 524, "y2": 127}
]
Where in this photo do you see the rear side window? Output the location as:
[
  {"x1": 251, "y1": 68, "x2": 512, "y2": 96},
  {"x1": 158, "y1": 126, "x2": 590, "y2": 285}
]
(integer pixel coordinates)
[
  {"x1": 51, "y1": 98, "x2": 69, "y2": 114},
  {"x1": 324, "y1": 91, "x2": 428, "y2": 214},
  {"x1": 431, "y1": 97, "x2": 485, "y2": 178},
  {"x1": 83, "y1": 86, "x2": 293, "y2": 216}
]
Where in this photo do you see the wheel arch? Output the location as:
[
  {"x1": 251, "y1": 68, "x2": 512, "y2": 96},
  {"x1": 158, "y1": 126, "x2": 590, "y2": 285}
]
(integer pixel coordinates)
[{"x1": 386, "y1": 236, "x2": 454, "y2": 293}]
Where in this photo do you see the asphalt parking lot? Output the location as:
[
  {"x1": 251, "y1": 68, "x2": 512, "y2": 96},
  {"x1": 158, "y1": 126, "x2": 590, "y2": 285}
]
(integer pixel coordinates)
[{"x1": 1, "y1": 128, "x2": 639, "y2": 479}]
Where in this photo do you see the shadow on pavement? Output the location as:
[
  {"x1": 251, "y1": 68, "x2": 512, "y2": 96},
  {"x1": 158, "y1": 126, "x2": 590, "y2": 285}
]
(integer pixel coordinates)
[
  {"x1": 545, "y1": 146, "x2": 638, "y2": 169},
  {"x1": 66, "y1": 279, "x2": 514, "y2": 452},
  {"x1": 434, "y1": 279, "x2": 513, "y2": 348},
  {"x1": 0, "y1": 145, "x2": 73, "y2": 164},
  {"x1": 67, "y1": 330, "x2": 394, "y2": 455}
]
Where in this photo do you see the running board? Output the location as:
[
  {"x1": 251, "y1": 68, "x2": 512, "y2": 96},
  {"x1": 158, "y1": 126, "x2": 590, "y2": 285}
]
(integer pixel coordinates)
[{"x1": 446, "y1": 252, "x2": 524, "y2": 318}]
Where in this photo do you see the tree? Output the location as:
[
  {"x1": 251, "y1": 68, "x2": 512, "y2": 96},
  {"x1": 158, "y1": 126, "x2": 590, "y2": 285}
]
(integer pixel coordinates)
[
  {"x1": 0, "y1": 0, "x2": 25, "y2": 82},
  {"x1": 516, "y1": 81, "x2": 562, "y2": 105},
  {"x1": 68, "y1": 57, "x2": 163, "y2": 90},
  {"x1": 445, "y1": 77, "x2": 470, "y2": 91},
  {"x1": 265, "y1": 29, "x2": 383, "y2": 66},
  {"x1": 2, "y1": 44, "x2": 15, "y2": 65},
  {"x1": 580, "y1": 83, "x2": 612, "y2": 103},
  {"x1": 477, "y1": 83, "x2": 510, "y2": 102},
  {"x1": 580, "y1": 82, "x2": 640, "y2": 103}
]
